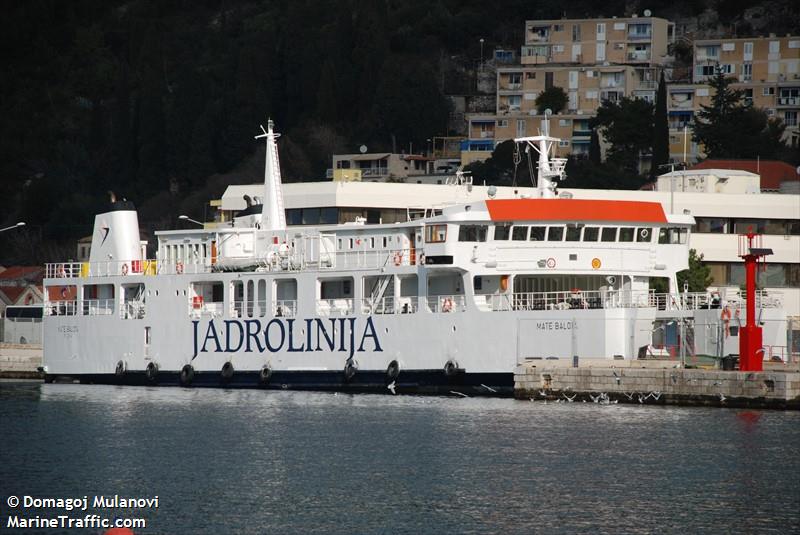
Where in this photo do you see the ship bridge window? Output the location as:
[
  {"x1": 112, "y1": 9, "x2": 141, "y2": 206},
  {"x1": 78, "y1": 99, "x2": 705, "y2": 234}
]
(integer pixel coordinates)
[
  {"x1": 658, "y1": 227, "x2": 688, "y2": 244},
  {"x1": 583, "y1": 227, "x2": 599, "y2": 241},
  {"x1": 82, "y1": 283, "x2": 115, "y2": 316},
  {"x1": 425, "y1": 224, "x2": 447, "y2": 243},
  {"x1": 547, "y1": 226, "x2": 564, "y2": 241},
  {"x1": 458, "y1": 225, "x2": 488, "y2": 242},
  {"x1": 619, "y1": 227, "x2": 635, "y2": 242},
  {"x1": 121, "y1": 283, "x2": 145, "y2": 319},
  {"x1": 636, "y1": 228, "x2": 652, "y2": 242},
  {"x1": 45, "y1": 285, "x2": 77, "y2": 316},
  {"x1": 189, "y1": 281, "x2": 224, "y2": 317},
  {"x1": 565, "y1": 226, "x2": 582, "y2": 241},
  {"x1": 529, "y1": 226, "x2": 546, "y2": 241},
  {"x1": 494, "y1": 224, "x2": 511, "y2": 240},
  {"x1": 601, "y1": 227, "x2": 617, "y2": 242},
  {"x1": 512, "y1": 226, "x2": 528, "y2": 241}
]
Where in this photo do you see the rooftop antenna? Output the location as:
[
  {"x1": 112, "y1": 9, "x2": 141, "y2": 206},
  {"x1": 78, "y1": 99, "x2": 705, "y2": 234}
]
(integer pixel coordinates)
[{"x1": 254, "y1": 119, "x2": 286, "y2": 231}]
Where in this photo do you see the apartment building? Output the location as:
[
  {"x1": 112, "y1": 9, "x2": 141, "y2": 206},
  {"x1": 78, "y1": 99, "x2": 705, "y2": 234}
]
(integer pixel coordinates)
[
  {"x1": 521, "y1": 16, "x2": 673, "y2": 67},
  {"x1": 666, "y1": 35, "x2": 800, "y2": 163},
  {"x1": 462, "y1": 14, "x2": 672, "y2": 167}
]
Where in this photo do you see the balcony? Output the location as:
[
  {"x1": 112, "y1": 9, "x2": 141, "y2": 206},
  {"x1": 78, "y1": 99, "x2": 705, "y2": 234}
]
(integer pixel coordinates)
[
  {"x1": 777, "y1": 96, "x2": 799, "y2": 106},
  {"x1": 627, "y1": 51, "x2": 651, "y2": 61},
  {"x1": 627, "y1": 31, "x2": 652, "y2": 40},
  {"x1": 499, "y1": 82, "x2": 523, "y2": 91}
]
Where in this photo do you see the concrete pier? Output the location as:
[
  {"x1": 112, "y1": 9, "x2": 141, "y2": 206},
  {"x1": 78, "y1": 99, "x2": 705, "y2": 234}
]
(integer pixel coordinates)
[
  {"x1": 515, "y1": 361, "x2": 800, "y2": 409},
  {"x1": 0, "y1": 343, "x2": 43, "y2": 379}
]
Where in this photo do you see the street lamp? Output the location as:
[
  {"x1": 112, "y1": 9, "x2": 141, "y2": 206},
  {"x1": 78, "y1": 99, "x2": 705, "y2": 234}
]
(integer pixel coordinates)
[
  {"x1": 179, "y1": 215, "x2": 204, "y2": 227},
  {"x1": 479, "y1": 38, "x2": 485, "y2": 71},
  {"x1": 0, "y1": 222, "x2": 25, "y2": 233}
]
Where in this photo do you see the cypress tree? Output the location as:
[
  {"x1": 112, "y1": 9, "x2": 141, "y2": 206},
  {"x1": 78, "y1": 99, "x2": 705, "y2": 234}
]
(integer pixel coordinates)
[{"x1": 652, "y1": 71, "x2": 669, "y2": 177}]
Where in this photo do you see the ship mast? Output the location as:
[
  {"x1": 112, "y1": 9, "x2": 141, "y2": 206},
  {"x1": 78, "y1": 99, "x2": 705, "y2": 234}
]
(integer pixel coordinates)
[
  {"x1": 513, "y1": 109, "x2": 567, "y2": 199},
  {"x1": 255, "y1": 119, "x2": 286, "y2": 231}
]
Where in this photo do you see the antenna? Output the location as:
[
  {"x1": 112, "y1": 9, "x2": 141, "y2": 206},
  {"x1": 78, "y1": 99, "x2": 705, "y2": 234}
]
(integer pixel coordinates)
[{"x1": 255, "y1": 119, "x2": 286, "y2": 231}]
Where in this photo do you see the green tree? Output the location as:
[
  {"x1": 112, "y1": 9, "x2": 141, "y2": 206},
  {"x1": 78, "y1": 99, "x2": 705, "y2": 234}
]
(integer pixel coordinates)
[
  {"x1": 677, "y1": 249, "x2": 713, "y2": 292},
  {"x1": 692, "y1": 67, "x2": 788, "y2": 159},
  {"x1": 592, "y1": 97, "x2": 654, "y2": 175},
  {"x1": 534, "y1": 86, "x2": 568, "y2": 114},
  {"x1": 651, "y1": 71, "x2": 669, "y2": 178}
]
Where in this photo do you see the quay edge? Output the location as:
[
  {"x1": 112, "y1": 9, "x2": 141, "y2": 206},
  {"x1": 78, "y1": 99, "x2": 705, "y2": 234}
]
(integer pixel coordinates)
[{"x1": 514, "y1": 363, "x2": 800, "y2": 410}]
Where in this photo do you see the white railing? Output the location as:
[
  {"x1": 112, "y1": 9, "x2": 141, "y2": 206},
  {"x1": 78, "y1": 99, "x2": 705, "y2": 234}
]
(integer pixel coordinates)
[
  {"x1": 46, "y1": 260, "x2": 163, "y2": 279},
  {"x1": 327, "y1": 248, "x2": 422, "y2": 270},
  {"x1": 82, "y1": 299, "x2": 115, "y2": 316},
  {"x1": 427, "y1": 294, "x2": 466, "y2": 313},
  {"x1": 44, "y1": 301, "x2": 78, "y2": 316},
  {"x1": 360, "y1": 296, "x2": 419, "y2": 314},
  {"x1": 189, "y1": 301, "x2": 225, "y2": 318},
  {"x1": 120, "y1": 300, "x2": 146, "y2": 319},
  {"x1": 508, "y1": 290, "x2": 651, "y2": 311},
  {"x1": 273, "y1": 300, "x2": 297, "y2": 317},
  {"x1": 317, "y1": 298, "x2": 355, "y2": 316}
]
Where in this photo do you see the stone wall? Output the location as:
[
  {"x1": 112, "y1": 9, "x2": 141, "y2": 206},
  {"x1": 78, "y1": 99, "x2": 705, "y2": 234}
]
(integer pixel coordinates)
[{"x1": 515, "y1": 365, "x2": 800, "y2": 409}]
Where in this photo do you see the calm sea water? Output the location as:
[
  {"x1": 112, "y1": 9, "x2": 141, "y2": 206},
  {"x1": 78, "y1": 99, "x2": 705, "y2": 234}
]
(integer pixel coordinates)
[{"x1": 1, "y1": 381, "x2": 798, "y2": 535}]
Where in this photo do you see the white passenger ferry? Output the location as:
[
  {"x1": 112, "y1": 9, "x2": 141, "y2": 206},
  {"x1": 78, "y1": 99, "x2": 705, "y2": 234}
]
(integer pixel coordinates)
[{"x1": 42, "y1": 118, "x2": 697, "y2": 394}]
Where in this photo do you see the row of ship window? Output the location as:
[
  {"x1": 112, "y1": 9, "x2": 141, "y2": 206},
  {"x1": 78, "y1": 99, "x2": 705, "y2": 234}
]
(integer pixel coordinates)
[{"x1": 449, "y1": 224, "x2": 688, "y2": 244}]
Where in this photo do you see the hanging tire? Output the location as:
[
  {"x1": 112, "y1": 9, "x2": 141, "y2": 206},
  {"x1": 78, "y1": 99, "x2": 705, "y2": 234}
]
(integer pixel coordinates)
[
  {"x1": 115, "y1": 360, "x2": 126, "y2": 377},
  {"x1": 258, "y1": 365, "x2": 272, "y2": 386},
  {"x1": 443, "y1": 359, "x2": 458, "y2": 377},
  {"x1": 145, "y1": 362, "x2": 159, "y2": 383},
  {"x1": 386, "y1": 360, "x2": 400, "y2": 382},
  {"x1": 343, "y1": 358, "x2": 357, "y2": 383},
  {"x1": 180, "y1": 364, "x2": 194, "y2": 387},
  {"x1": 221, "y1": 361, "x2": 234, "y2": 384}
]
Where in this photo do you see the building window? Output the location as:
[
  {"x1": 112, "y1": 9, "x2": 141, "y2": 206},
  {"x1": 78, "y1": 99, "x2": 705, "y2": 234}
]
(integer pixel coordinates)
[
  {"x1": 785, "y1": 111, "x2": 798, "y2": 127},
  {"x1": 742, "y1": 63, "x2": 752, "y2": 81}
]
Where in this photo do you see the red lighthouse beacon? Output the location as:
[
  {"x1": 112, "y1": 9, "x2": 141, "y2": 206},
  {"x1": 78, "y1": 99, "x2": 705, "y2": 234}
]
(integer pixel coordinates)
[{"x1": 737, "y1": 231, "x2": 773, "y2": 372}]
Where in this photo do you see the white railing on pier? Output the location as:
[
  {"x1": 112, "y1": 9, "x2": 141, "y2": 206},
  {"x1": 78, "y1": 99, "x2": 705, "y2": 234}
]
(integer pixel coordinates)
[
  {"x1": 427, "y1": 294, "x2": 466, "y2": 313},
  {"x1": 317, "y1": 299, "x2": 355, "y2": 316}
]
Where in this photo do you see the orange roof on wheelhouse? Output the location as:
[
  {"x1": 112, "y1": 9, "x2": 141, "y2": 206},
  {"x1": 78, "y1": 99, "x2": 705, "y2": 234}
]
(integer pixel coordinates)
[{"x1": 485, "y1": 198, "x2": 668, "y2": 224}]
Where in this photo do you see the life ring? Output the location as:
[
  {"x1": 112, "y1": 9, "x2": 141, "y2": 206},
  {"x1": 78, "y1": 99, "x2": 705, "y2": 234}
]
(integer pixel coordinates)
[
  {"x1": 442, "y1": 297, "x2": 454, "y2": 313},
  {"x1": 546, "y1": 257, "x2": 556, "y2": 268},
  {"x1": 121, "y1": 263, "x2": 129, "y2": 276},
  {"x1": 115, "y1": 360, "x2": 126, "y2": 377},
  {"x1": 386, "y1": 360, "x2": 400, "y2": 382},
  {"x1": 180, "y1": 364, "x2": 194, "y2": 387},
  {"x1": 221, "y1": 361, "x2": 234, "y2": 383},
  {"x1": 343, "y1": 357, "x2": 358, "y2": 383},
  {"x1": 145, "y1": 362, "x2": 159, "y2": 383},
  {"x1": 443, "y1": 359, "x2": 458, "y2": 377},
  {"x1": 258, "y1": 365, "x2": 273, "y2": 385},
  {"x1": 393, "y1": 252, "x2": 402, "y2": 266},
  {"x1": 56, "y1": 265, "x2": 66, "y2": 278},
  {"x1": 176, "y1": 262, "x2": 184, "y2": 274}
]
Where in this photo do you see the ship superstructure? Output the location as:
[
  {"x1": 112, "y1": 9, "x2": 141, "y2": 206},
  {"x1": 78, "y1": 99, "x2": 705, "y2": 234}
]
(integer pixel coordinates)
[{"x1": 43, "y1": 118, "x2": 717, "y2": 394}]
